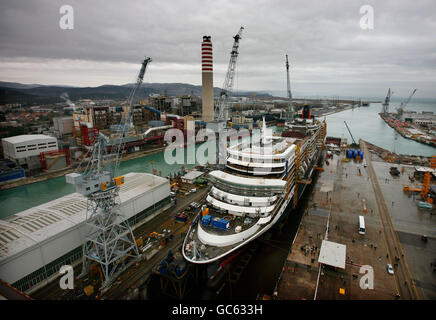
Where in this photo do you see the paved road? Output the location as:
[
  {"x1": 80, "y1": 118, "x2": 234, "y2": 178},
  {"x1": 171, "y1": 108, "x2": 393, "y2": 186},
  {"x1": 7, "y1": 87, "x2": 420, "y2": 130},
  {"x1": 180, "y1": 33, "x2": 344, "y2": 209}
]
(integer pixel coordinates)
[{"x1": 361, "y1": 141, "x2": 420, "y2": 300}]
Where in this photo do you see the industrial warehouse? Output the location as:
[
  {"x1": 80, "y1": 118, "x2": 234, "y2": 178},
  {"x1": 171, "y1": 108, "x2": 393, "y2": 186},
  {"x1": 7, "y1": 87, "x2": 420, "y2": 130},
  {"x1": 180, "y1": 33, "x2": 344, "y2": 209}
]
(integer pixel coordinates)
[{"x1": 0, "y1": 172, "x2": 171, "y2": 293}]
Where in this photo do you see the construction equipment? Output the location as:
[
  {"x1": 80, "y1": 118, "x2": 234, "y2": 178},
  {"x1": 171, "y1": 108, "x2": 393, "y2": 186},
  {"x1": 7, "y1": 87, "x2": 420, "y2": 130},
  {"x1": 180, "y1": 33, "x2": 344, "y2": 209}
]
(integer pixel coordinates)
[
  {"x1": 421, "y1": 172, "x2": 431, "y2": 199},
  {"x1": 65, "y1": 57, "x2": 152, "y2": 289},
  {"x1": 430, "y1": 156, "x2": 436, "y2": 169},
  {"x1": 149, "y1": 232, "x2": 163, "y2": 239},
  {"x1": 397, "y1": 89, "x2": 417, "y2": 117},
  {"x1": 403, "y1": 186, "x2": 422, "y2": 193},
  {"x1": 390, "y1": 167, "x2": 400, "y2": 176},
  {"x1": 214, "y1": 26, "x2": 244, "y2": 122},
  {"x1": 344, "y1": 121, "x2": 357, "y2": 145},
  {"x1": 382, "y1": 88, "x2": 393, "y2": 114}
]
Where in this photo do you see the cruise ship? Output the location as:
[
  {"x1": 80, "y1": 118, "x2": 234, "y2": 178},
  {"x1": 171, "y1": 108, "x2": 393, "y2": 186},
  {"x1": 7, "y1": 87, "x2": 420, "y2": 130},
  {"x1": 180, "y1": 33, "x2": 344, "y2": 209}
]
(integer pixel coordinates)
[{"x1": 182, "y1": 106, "x2": 326, "y2": 264}]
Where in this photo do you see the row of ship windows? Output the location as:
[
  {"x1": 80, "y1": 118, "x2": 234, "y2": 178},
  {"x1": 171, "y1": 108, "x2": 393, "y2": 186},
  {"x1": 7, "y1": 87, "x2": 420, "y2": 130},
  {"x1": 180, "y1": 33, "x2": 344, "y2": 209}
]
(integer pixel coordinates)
[
  {"x1": 227, "y1": 163, "x2": 285, "y2": 173},
  {"x1": 210, "y1": 194, "x2": 275, "y2": 207},
  {"x1": 229, "y1": 155, "x2": 287, "y2": 163}
]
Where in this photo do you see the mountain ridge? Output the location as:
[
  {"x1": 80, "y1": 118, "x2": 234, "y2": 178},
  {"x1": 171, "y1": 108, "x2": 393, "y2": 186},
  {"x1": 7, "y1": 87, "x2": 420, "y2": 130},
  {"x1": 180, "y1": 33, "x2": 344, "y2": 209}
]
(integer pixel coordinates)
[{"x1": 0, "y1": 81, "x2": 273, "y2": 104}]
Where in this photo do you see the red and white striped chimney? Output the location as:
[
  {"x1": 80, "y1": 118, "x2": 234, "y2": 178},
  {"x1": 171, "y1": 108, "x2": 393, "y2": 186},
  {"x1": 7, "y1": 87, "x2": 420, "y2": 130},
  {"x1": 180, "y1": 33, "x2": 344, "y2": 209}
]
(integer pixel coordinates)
[
  {"x1": 202, "y1": 36, "x2": 213, "y2": 73},
  {"x1": 201, "y1": 36, "x2": 214, "y2": 122}
]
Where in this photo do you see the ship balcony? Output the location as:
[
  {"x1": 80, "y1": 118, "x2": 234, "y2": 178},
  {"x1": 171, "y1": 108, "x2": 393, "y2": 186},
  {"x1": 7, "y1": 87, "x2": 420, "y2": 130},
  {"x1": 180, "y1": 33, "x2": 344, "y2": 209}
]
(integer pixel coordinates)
[
  {"x1": 226, "y1": 162, "x2": 285, "y2": 175},
  {"x1": 208, "y1": 170, "x2": 287, "y2": 192},
  {"x1": 210, "y1": 186, "x2": 277, "y2": 207},
  {"x1": 210, "y1": 179, "x2": 284, "y2": 198},
  {"x1": 206, "y1": 193, "x2": 275, "y2": 218}
]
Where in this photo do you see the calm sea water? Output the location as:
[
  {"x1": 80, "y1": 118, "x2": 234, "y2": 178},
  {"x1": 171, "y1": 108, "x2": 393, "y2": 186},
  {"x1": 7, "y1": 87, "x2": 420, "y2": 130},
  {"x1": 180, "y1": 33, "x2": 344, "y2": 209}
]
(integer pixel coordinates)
[
  {"x1": 0, "y1": 147, "x2": 199, "y2": 218},
  {"x1": 1, "y1": 104, "x2": 435, "y2": 219},
  {"x1": 324, "y1": 101, "x2": 436, "y2": 157}
]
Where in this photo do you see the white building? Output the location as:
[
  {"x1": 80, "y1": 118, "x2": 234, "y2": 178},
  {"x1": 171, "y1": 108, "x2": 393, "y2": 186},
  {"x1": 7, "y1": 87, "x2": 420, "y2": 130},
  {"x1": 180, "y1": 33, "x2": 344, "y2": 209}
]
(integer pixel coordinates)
[
  {"x1": 53, "y1": 117, "x2": 74, "y2": 136},
  {"x1": 318, "y1": 240, "x2": 347, "y2": 270},
  {"x1": 181, "y1": 170, "x2": 204, "y2": 184},
  {"x1": 0, "y1": 172, "x2": 171, "y2": 293},
  {"x1": 2, "y1": 135, "x2": 58, "y2": 162}
]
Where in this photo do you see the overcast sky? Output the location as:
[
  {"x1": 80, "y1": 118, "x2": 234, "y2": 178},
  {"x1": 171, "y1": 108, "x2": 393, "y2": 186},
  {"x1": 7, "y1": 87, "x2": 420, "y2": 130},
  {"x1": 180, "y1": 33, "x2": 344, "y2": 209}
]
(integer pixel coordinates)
[{"x1": 0, "y1": 0, "x2": 435, "y2": 98}]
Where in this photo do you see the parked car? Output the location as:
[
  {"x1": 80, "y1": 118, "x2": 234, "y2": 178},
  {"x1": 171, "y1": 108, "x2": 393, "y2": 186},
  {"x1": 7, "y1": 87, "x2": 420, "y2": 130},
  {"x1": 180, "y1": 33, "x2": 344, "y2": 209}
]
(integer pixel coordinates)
[{"x1": 387, "y1": 264, "x2": 394, "y2": 275}]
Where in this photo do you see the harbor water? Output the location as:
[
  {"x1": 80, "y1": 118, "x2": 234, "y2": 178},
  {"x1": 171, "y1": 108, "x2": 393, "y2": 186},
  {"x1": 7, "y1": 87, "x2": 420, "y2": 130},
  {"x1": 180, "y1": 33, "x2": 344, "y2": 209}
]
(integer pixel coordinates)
[
  {"x1": 324, "y1": 101, "x2": 435, "y2": 157},
  {"x1": 0, "y1": 146, "x2": 200, "y2": 218}
]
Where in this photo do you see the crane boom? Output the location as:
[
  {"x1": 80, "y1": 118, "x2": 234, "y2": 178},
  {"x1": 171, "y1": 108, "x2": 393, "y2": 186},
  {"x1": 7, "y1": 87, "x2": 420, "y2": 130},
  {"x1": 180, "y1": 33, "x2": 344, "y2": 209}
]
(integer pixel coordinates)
[
  {"x1": 285, "y1": 54, "x2": 293, "y2": 121},
  {"x1": 401, "y1": 89, "x2": 417, "y2": 109},
  {"x1": 286, "y1": 54, "x2": 292, "y2": 101},
  {"x1": 65, "y1": 57, "x2": 152, "y2": 289},
  {"x1": 215, "y1": 26, "x2": 244, "y2": 121},
  {"x1": 344, "y1": 121, "x2": 357, "y2": 145},
  {"x1": 126, "y1": 57, "x2": 152, "y2": 128},
  {"x1": 113, "y1": 57, "x2": 152, "y2": 173},
  {"x1": 382, "y1": 88, "x2": 393, "y2": 114}
]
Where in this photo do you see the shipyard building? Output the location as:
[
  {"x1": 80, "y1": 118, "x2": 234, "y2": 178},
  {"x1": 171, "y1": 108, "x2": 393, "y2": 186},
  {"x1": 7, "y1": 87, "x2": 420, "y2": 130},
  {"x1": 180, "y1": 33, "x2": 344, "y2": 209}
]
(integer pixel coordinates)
[
  {"x1": 2, "y1": 134, "x2": 58, "y2": 164},
  {"x1": 0, "y1": 172, "x2": 171, "y2": 293}
]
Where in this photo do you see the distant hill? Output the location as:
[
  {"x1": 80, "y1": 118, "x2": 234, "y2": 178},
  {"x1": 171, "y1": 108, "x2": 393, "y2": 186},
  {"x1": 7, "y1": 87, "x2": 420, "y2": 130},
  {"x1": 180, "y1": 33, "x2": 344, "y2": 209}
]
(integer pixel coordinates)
[
  {"x1": 0, "y1": 81, "x2": 273, "y2": 105},
  {"x1": 0, "y1": 81, "x2": 48, "y2": 89},
  {"x1": 0, "y1": 87, "x2": 58, "y2": 104}
]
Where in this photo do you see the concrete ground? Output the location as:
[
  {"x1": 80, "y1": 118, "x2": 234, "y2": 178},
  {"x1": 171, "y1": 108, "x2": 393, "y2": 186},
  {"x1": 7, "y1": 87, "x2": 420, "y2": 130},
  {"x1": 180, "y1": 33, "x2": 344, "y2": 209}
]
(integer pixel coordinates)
[
  {"x1": 370, "y1": 159, "x2": 436, "y2": 299},
  {"x1": 277, "y1": 152, "x2": 401, "y2": 299}
]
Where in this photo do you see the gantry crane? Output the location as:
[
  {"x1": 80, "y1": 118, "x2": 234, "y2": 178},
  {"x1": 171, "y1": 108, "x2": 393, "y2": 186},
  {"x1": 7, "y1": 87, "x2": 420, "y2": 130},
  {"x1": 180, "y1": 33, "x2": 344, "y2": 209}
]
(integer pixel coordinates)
[
  {"x1": 285, "y1": 54, "x2": 294, "y2": 122},
  {"x1": 397, "y1": 89, "x2": 417, "y2": 117},
  {"x1": 382, "y1": 88, "x2": 393, "y2": 114},
  {"x1": 65, "y1": 57, "x2": 152, "y2": 289},
  {"x1": 214, "y1": 26, "x2": 244, "y2": 122}
]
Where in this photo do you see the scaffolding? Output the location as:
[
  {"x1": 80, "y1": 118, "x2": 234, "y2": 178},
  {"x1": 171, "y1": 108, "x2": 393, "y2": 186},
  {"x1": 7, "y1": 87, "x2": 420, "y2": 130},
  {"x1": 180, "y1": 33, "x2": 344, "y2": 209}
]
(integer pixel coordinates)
[{"x1": 81, "y1": 184, "x2": 139, "y2": 289}]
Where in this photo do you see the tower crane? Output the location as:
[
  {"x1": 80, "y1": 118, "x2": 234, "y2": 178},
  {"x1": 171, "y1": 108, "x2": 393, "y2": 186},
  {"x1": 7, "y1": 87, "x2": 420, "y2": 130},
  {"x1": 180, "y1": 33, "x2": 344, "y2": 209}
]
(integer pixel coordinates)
[
  {"x1": 397, "y1": 89, "x2": 417, "y2": 117},
  {"x1": 285, "y1": 54, "x2": 294, "y2": 122},
  {"x1": 214, "y1": 26, "x2": 244, "y2": 122},
  {"x1": 65, "y1": 57, "x2": 152, "y2": 289},
  {"x1": 382, "y1": 88, "x2": 393, "y2": 114},
  {"x1": 344, "y1": 121, "x2": 357, "y2": 145}
]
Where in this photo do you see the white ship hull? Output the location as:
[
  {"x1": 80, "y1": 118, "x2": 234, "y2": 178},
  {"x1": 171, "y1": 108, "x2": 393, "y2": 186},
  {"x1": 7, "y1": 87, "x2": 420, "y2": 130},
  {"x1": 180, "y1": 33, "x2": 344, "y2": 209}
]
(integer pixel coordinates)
[{"x1": 183, "y1": 115, "x2": 326, "y2": 264}]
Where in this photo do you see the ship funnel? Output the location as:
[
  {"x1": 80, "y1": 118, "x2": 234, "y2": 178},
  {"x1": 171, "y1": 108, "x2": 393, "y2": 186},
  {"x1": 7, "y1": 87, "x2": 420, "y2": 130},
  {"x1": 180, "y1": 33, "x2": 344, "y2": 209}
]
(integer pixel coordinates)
[{"x1": 261, "y1": 116, "x2": 272, "y2": 144}]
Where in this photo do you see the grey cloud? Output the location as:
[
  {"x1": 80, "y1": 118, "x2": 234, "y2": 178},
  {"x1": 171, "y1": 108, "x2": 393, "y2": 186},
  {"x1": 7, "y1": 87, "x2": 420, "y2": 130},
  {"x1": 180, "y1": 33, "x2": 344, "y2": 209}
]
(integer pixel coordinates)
[{"x1": 0, "y1": 0, "x2": 435, "y2": 98}]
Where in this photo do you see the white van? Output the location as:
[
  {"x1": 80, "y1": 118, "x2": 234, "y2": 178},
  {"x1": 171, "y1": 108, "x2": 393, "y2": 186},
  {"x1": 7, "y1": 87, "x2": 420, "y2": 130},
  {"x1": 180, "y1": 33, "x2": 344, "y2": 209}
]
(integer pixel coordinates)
[{"x1": 358, "y1": 215, "x2": 366, "y2": 235}]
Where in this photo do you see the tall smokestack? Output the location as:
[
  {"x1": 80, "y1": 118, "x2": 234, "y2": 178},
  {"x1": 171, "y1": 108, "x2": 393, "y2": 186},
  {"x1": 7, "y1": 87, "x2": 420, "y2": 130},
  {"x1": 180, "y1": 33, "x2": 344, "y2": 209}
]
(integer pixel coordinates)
[{"x1": 201, "y1": 36, "x2": 214, "y2": 122}]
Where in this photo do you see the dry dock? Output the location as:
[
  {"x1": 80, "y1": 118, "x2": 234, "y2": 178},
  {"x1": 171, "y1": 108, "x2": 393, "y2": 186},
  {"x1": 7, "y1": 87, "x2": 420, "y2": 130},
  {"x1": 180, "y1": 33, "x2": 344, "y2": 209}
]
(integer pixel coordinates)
[{"x1": 276, "y1": 140, "x2": 435, "y2": 300}]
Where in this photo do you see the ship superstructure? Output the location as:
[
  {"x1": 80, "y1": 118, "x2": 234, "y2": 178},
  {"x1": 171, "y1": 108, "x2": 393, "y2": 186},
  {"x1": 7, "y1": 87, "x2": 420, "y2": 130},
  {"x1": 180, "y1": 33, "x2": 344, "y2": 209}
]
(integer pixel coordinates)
[{"x1": 183, "y1": 110, "x2": 326, "y2": 263}]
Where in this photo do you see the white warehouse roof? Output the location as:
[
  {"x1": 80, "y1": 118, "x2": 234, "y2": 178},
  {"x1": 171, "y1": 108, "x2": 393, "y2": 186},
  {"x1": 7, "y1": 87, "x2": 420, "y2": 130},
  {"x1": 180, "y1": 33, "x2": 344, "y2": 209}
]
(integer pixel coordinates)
[
  {"x1": 318, "y1": 240, "x2": 347, "y2": 270},
  {"x1": 0, "y1": 172, "x2": 170, "y2": 285},
  {"x1": 2, "y1": 134, "x2": 56, "y2": 144},
  {"x1": 181, "y1": 170, "x2": 204, "y2": 181}
]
